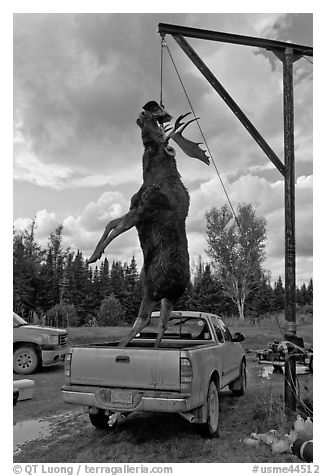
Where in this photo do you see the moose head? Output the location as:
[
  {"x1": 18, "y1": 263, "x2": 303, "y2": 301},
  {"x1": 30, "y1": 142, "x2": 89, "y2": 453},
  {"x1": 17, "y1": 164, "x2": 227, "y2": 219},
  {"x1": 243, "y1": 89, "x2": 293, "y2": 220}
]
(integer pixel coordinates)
[{"x1": 137, "y1": 101, "x2": 210, "y2": 165}]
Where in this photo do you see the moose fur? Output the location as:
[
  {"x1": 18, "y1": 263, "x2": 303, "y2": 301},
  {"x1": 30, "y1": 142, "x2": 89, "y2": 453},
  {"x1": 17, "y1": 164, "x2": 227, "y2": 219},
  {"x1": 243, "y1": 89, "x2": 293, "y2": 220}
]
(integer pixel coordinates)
[{"x1": 88, "y1": 103, "x2": 209, "y2": 347}]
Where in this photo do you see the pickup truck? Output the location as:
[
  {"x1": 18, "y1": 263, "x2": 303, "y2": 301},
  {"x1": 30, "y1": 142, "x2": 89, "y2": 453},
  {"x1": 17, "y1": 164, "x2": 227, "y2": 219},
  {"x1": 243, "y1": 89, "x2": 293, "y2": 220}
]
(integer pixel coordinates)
[
  {"x1": 13, "y1": 312, "x2": 69, "y2": 374},
  {"x1": 61, "y1": 311, "x2": 246, "y2": 436}
]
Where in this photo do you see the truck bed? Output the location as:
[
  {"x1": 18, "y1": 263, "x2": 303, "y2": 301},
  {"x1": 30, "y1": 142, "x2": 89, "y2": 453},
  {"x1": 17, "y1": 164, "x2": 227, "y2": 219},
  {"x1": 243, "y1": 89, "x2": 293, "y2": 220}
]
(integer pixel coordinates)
[
  {"x1": 62, "y1": 312, "x2": 246, "y2": 423},
  {"x1": 77, "y1": 338, "x2": 214, "y2": 349}
]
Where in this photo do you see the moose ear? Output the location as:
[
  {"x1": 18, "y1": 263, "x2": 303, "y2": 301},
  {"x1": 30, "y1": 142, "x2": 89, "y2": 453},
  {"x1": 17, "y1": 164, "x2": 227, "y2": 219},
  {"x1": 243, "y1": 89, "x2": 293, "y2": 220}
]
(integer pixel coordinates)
[{"x1": 165, "y1": 145, "x2": 176, "y2": 157}]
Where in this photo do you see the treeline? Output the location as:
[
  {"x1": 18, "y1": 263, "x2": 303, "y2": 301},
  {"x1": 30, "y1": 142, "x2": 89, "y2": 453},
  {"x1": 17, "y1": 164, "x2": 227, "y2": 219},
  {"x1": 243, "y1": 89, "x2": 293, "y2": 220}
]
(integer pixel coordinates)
[{"x1": 13, "y1": 221, "x2": 313, "y2": 327}]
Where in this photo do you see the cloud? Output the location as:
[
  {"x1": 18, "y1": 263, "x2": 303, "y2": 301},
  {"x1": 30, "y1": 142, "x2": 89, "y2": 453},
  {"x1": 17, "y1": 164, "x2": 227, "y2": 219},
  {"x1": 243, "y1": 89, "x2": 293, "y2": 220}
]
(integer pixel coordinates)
[
  {"x1": 34, "y1": 210, "x2": 59, "y2": 238},
  {"x1": 13, "y1": 217, "x2": 32, "y2": 233},
  {"x1": 12, "y1": 13, "x2": 291, "y2": 185},
  {"x1": 14, "y1": 131, "x2": 143, "y2": 190},
  {"x1": 13, "y1": 13, "x2": 313, "y2": 284},
  {"x1": 77, "y1": 191, "x2": 129, "y2": 231},
  {"x1": 14, "y1": 142, "x2": 74, "y2": 189},
  {"x1": 13, "y1": 171, "x2": 313, "y2": 282},
  {"x1": 186, "y1": 173, "x2": 312, "y2": 273},
  {"x1": 14, "y1": 14, "x2": 202, "y2": 177},
  {"x1": 14, "y1": 209, "x2": 59, "y2": 248},
  {"x1": 14, "y1": 13, "x2": 312, "y2": 196}
]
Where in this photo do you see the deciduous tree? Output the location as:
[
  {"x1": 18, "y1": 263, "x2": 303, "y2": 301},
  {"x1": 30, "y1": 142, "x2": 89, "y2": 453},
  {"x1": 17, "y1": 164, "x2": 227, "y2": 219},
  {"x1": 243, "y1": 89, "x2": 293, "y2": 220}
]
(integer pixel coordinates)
[
  {"x1": 97, "y1": 294, "x2": 126, "y2": 326},
  {"x1": 206, "y1": 203, "x2": 267, "y2": 319}
]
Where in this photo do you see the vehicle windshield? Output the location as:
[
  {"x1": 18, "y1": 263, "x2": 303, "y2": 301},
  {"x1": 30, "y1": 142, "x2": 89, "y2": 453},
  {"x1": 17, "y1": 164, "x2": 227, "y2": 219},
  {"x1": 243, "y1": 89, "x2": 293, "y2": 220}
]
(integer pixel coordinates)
[
  {"x1": 138, "y1": 315, "x2": 212, "y2": 340},
  {"x1": 13, "y1": 312, "x2": 28, "y2": 327}
]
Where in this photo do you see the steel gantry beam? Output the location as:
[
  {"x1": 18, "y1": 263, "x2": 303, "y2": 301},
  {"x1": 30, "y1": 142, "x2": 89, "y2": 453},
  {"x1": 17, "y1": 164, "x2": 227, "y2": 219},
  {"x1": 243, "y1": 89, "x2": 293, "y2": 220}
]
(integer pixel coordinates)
[
  {"x1": 158, "y1": 22, "x2": 313, "y2": 411},
  {"x1": 158, "y1": 23, "x2": 313, "y2": 56}
]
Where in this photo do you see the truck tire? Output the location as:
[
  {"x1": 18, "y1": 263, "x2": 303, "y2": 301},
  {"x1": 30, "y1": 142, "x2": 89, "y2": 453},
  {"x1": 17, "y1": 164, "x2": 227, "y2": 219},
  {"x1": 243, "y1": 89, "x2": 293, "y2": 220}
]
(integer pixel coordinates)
[
  {"x1": 203, "y1": 380, "x2": 219, "y2": 438},
  {"x1": 229, "y1": 361, "x2": 246, "y2": 396},
  {"x1": 89, "y1": 410, "x2": 111, "y2": 429},
  {"x1": 13, "y1": 345, "x2": 40, "y2": 374}
]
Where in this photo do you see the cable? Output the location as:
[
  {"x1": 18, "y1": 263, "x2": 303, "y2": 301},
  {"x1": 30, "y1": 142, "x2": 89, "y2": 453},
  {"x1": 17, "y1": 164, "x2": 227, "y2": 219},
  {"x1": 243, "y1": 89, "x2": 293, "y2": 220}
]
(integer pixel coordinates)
[
  {"x1": 275, "y1": 314, "x2": 285, "y2": 338},
  {"x1": 163, "y1": 41, "x2": 241, "y2": 231},
  {"x1": 284, "y1": 370, "x2": 313, "y2": 417}
]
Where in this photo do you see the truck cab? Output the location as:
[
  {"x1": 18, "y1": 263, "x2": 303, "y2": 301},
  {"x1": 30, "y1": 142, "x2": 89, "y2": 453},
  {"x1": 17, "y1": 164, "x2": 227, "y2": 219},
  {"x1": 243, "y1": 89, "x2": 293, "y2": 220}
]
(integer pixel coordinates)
[{"x1": 13, "y1": 312, "x2": 69, "y2": 374}]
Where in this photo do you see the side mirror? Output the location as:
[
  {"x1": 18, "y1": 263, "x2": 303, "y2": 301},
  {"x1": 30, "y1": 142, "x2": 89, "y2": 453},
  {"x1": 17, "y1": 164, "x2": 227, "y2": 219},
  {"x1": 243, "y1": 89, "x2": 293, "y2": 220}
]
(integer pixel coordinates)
[{"x1": 233, "y1": 332, "x2": 244, "y2": 342}]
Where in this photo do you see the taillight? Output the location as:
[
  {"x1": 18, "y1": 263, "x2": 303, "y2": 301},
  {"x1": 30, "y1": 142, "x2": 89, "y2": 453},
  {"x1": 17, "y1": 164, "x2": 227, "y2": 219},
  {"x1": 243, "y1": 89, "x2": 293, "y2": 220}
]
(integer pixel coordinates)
[
  {"x1": 180, "y1": 357, "x2": 192, "y2": 385},
  {"x1": 64, "y1": 352, "x2": 72, "y2": 384}
]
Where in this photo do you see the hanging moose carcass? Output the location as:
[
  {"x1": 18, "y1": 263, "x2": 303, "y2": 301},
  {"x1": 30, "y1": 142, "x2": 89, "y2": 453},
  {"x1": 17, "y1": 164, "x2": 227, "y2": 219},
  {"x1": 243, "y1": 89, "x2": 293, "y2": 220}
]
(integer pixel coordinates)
[{"x1": 88, "y1": 101, "x2": 209, "y2": 347}]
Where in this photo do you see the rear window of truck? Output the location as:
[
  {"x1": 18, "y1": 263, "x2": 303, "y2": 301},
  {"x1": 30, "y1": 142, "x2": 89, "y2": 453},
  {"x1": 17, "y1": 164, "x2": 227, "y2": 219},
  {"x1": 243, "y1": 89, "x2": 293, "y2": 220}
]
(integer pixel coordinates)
[{"x1": 137, "y1": 316, "x2": 212, "y2": 340}]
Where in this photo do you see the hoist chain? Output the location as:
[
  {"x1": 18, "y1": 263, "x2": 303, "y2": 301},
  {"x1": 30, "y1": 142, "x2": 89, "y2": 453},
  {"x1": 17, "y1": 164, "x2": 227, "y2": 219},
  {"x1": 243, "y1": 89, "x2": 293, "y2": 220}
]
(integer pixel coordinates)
[{"x1": 160, "y1": 34, "x2": 167, "y2": 107}]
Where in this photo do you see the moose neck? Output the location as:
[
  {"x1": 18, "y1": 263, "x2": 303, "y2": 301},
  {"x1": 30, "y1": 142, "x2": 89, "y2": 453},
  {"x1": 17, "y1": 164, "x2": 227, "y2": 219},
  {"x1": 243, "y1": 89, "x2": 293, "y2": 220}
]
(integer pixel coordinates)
[{"x1": 142, "y1": 146, "x2": 180, "y2": 183}]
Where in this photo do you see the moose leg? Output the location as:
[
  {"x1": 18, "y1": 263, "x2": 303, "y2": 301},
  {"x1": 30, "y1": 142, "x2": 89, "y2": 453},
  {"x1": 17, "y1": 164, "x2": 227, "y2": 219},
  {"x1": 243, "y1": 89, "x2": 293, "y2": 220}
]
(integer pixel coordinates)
[
  {"x1": 154, "y1": 298, "x2": 174, "y2": 348},
  {"x1": 88, "y1": 209, "x2": 140, "y2": 263},
  {"x1": 118, "y1": 289, "x2": 156, "y2": 347}
]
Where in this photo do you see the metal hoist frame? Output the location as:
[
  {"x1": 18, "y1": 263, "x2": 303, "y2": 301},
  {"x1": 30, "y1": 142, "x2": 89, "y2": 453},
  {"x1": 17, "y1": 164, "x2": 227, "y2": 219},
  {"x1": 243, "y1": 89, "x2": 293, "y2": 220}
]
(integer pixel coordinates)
[{"x1": 158, "y1": 22, "x2": 313, "y2": 411}]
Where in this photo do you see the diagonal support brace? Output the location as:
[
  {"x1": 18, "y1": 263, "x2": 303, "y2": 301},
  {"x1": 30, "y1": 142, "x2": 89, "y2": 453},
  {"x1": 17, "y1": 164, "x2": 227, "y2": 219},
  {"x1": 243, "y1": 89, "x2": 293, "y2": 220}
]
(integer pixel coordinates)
[{"x1": 172, "y1": 34, "x2": 285, "y2": 176}]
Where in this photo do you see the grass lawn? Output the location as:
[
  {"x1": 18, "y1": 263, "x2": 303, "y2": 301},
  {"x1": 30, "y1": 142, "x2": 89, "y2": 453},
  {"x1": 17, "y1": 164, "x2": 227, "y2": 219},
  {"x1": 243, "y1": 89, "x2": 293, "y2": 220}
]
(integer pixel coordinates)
[
  {"x1": 66, "y1": 320, "x2": 313, "y2": 350},
  {"x1": 13, "y1": 321, "x2": 313, "y2": 463}
]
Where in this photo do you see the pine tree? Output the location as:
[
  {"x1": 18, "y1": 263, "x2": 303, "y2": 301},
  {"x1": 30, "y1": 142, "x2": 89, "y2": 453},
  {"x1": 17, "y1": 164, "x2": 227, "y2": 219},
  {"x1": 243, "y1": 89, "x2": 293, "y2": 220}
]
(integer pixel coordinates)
[
  {"x1": 296, "y1": 280, "x2": 313, "y2": 307},
  {"x1": 82, "y1": 265, "x2": 95, "y2": 320},
  {"x1": 307, "y1": 279, "x2": 313, "y2": 305},
  {"x1": 13, "y1": 220, "x2": 45, "y2": 318},
  {"x1": 99, "y1": 258, "x2": 110, "y2": 298},
  {"x1": 63, "y1": 252, "x2": 75, "y2": 305},
  {"x1": 37, "y1": 248, "x2": 56, "y2": 311},
  {"x1": 110, "y1": 260, "x2": 125, "y2": 299},
  {"x1": 297, "y1": 283, "x2": 307, "y2": 306},
  {"x1": 45, "y1": 224, "x2": 69, "y2": 309},
  {"x1": 192, "y1": 263, "x2": 216, "y2": 312},
  {"x1": 273, "y1": 276, "x2": 285, "y2": 311},
  {"x1": 90, "y1": 266, "x2": 102, "y2": 312},
  {"x1": 174, "y1": 281, "x2": 193, "y2": 311},
  {"x1": 69, "y1": 250, "x2": 88, "y2": 324},
  {"x1": 123, "y1": 256, "x2": 142, "y2": 323},
  {"x1": 247, "y1": 273, "x2": 274, "y2": 320},
  {"x1": 186, "y1": 261, "x2": 235, "y2": 315},
  {"x1": 13, "y1": 232, "x2": 33, "y2": 316}
]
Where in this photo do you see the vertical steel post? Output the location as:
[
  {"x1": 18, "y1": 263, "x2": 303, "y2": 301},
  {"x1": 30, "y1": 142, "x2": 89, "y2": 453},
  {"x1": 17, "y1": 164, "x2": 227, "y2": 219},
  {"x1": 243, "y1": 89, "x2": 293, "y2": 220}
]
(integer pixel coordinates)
[{"x1": 283, "y1": 47, "x2": 297, "y2": 411}]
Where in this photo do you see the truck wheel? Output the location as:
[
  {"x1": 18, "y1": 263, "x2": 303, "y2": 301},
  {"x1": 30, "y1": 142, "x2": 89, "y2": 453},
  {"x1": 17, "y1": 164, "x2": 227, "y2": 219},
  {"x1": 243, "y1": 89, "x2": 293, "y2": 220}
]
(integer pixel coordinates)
[
  {"x1": 229, "y1": 361, "x2": 246, "y2": 396},
  {"x1": 203, "y1": 380, "x2": 219, "y2": 438},
  {"x1": 13, "y1": 345, "x2": 40, "y2": 374},
  {"x1": 89, "y1": 410, "x2": 111, "y2": 429}
]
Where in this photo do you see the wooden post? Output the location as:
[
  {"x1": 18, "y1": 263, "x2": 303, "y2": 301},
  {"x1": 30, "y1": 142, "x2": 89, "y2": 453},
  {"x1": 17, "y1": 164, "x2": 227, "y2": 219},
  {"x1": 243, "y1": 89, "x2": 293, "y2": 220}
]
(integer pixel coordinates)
[{"x1": 283, "y1": 47, "x2": 297, "y2": 412}]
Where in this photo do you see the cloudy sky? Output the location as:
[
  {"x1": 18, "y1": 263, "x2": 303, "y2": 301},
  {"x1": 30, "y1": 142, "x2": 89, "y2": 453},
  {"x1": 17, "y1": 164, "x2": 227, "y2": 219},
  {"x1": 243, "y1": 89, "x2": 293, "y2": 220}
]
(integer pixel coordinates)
[{"x1": 13, "y1": 12, "x2": 313, "y2": 284}]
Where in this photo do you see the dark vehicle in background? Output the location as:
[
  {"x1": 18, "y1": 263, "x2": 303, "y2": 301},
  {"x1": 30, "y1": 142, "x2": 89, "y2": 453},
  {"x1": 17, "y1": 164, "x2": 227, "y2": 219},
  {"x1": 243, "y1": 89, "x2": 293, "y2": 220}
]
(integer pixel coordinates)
[{"x1": 13, "y1": 312, "x2": 68, "y2": 374}]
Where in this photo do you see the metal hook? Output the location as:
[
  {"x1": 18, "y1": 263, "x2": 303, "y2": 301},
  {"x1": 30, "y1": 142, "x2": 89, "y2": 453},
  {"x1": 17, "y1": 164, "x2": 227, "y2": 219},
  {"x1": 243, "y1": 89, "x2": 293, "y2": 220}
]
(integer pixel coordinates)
[{"x1": 160, "y1": 33, "x2": 167, "y2": 48}]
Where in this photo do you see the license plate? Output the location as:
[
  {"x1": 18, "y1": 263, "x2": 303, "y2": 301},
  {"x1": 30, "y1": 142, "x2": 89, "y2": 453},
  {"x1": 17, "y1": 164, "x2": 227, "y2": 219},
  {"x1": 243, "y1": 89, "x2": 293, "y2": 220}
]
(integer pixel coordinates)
[{"x1": 111, "y1": 390, "x2": 133, "y2": 404}]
